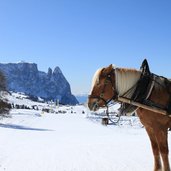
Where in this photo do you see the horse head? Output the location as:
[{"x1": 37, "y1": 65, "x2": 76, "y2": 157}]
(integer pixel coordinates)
[{"x1": 88, "y1": 64, "x2": 117, "y2": 111}]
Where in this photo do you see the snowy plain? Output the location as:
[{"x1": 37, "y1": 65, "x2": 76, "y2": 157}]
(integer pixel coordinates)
[{"x1": 0, "y1": 92, "x2": 171, "y2": 171}]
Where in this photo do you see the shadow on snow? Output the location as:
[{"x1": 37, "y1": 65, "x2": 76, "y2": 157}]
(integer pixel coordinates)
[{"x1": 0, "y1": 123, "x2": 53, "y2": 131}]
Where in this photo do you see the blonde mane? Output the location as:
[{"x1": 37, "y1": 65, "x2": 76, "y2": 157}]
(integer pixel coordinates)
[
  {"x1": 90, "y1": 66, "x2": 141, "y2": 98},
  {"x1": 90, "y1": 68, "x2": 103, "y2": 94},
  {"x1": 115, "y1": 68, "x2": 141, "y2": 97}
]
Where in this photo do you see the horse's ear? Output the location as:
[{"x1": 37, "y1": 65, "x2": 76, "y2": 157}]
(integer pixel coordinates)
[
  {"x1": 108, "y1": 64, "x2": 113, "y2": 70},
  {"x1": 102, "y1": 64, "x2": 113, "y2": 75}
]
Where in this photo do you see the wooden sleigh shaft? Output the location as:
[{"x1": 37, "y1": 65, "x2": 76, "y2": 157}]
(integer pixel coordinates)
[{"x1": 117, "y1": 96, "x2": 171, "y2": 117}]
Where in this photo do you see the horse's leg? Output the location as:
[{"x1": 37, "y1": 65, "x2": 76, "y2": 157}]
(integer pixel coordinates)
[
  {"x1": 145, "y1": 127, "x2": 162, "y2": 171},
  {"x1": 155, "y1": 129, "x2": 170, "y2": 171}
]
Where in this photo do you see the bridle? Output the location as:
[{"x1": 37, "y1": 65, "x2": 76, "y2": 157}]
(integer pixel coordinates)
[{"x1": 88, "y1": 68, "x2": 118, "y2": 109}]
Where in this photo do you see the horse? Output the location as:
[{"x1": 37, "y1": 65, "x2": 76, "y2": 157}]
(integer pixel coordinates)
[{"x1": 88, "y1": 60, "x2": 171, "y2": 171}]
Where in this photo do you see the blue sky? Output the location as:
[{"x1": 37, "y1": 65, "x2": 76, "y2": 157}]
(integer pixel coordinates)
[{"x1": 0, "y1": 0, "x2": 171, "y2": 94}]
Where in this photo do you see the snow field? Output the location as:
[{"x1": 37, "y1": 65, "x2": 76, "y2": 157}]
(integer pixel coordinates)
[
  {"x1": 0, "y1": 107, "x2": 154, "y2": 171},
  {"x1": 0, "y1": 93, "x2": 170, "y2": 171}
]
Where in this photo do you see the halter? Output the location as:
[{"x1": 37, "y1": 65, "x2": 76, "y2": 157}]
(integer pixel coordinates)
[{"x1": 88, "y1": 69, "x2": 118, "y2": 109}]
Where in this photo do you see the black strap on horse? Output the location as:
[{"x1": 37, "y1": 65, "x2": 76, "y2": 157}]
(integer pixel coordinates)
[
  {"x1": 119, "y1": 59, "x2": 153, "y2": 115},
  {"x1": 120, "y1": 59, "x2": 171, "y2": 115},
  {"x1": 131, "y1": 59, "x2": 152, "y2": 102}
]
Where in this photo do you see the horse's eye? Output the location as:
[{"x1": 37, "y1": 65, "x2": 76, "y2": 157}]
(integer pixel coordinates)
[
  {"x1": 104, "y1": 80, "x2": 108, "y2": 84},
  {"x1": 100, "y1": 93, "x2": 104, "y2": 98}
]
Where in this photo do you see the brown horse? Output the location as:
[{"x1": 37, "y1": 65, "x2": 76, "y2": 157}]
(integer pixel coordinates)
[{"x1": 88, "y1": 61, "x2": 171, "y2": 171}]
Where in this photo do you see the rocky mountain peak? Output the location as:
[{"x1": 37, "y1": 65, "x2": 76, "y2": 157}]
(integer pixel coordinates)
[
  {"x1": 17, "y1": 61, "x2": 38, "y2": 71},
  {"x1": 47, "y1": 67, "x2": 52, "y2": 78},
  {"x1": 0, "y1": 62, "x2": 78, "y2": 105},
  {"x1": 53, "y1": 66, "x2": 62, "y2": 75}
]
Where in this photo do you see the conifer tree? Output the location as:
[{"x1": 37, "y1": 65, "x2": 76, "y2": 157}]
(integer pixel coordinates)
[{"x1": 0, "y1": 70, "x2": 11, "y2": 115}]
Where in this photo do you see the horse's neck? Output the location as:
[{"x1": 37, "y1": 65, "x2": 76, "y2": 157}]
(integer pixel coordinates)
[{"x1": 115, "y1": 68, "x2": 141, "y2": 97}]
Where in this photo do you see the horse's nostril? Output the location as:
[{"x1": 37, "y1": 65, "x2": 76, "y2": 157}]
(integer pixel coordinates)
[{"x1": 88, "y1": 102, "x2": 97, "y2": 111}]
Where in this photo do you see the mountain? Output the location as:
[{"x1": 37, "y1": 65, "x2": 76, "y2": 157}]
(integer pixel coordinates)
[
  {"x1": 75, "y1": 94, "x2": 88, "y2": 104},
  {"x1": 0, "y1": 62, "x2": 78, "y2": 105}
]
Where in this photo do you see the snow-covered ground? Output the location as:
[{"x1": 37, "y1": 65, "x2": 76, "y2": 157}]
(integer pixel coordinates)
[{"x1": 0, "y1": 92, "x2": 171, "y2": 171}]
